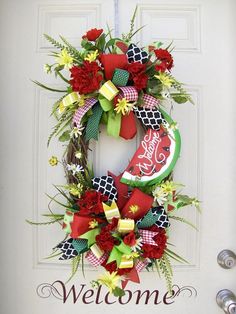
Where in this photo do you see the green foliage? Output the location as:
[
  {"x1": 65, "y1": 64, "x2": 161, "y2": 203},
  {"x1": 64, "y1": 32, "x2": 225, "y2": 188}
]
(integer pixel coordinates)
[
  {"x1": 156, "y1": 254, "x2": 173, "y2": 294},
  {"x1": 66, "y1": 255, "x2": 81, "y2": 283},
  {"x1": 113, "y1": 287, "x2": 126, "y2": 297}
]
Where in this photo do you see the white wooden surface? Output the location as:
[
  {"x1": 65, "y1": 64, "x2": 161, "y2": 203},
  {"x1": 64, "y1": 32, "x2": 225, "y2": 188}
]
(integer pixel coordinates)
[{"x1": 0, "y1": 0, "x2": 236, "y2": 313}]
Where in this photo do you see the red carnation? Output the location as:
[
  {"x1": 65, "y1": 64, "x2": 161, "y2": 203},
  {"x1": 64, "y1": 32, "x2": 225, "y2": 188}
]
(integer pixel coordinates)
[
  {"x1": 127, "y1": 62, "x2": 148, "y2": 91},
  {"x1": 154, "y1": 48, "x2": 173, "y2": 72},
  {"x1": 133, "y1": 73, "x2": 148, "y2": 91},
  {"x1": 96, "y1": 229, "x2": 118, "y2": 251},
  {"x1": 127, "y1": 62, "x2": 146, "y2": 76},
  {"x1": 70, "y1": 61, "x2": 103, "y2": 94},
  {"x1": 77, "y1": 190, "x2": 108, "y2": 215},
  {"x1": 82, "y1": 28, "x2": 103, "y2": 41},
  {"x1": 105, "y1": 217, "x2": 119, "y2": 232},
  {"x1": 123, "y1": 231, "x2": 136, "y2": 247}
]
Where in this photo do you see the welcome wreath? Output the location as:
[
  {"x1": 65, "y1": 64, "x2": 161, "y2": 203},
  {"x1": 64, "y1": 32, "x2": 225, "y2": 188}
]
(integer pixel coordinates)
[{"x1": 30, "y1": 10, "x2": 200, "y2": 297}]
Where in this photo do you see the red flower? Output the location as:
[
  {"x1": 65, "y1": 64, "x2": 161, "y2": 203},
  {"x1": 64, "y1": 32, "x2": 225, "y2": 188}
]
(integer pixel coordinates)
[
  {"x1": 154, "y1": 49, "x2": 173, "y2": 72},
  {"x1": 77, "y1": 190, "x2": 108, "y2": 215},
  {"x1": 127, "y1": 62, "x2": 148, "y2": 91},
  {"x1": 123, "y1": 231, "x2": 136, "y2": 247},
  {"x1": 96, "y1": 229, "x2": 118, "y2": 251},
  {"x1": 127, "y1": 62, "x2": 146, "y2": 76},
  {"x1": 70, "y1": 61, "x2": 103, "y2": 94},
  {"x1": 142, "y1": 228, "x2": 167, "y2": 259},
  {"x1": 101, "y1": 260, "x2": 133, "y2": 276},
  {"x1": 105, "y1": 217, "x2": 119, "y2": 232},
  {"x1": 133, "y1": 73, "x2": 148, "y2": 91},
  {"x1": 82, "y1": 28, "x2": 103, "y2": 41}
]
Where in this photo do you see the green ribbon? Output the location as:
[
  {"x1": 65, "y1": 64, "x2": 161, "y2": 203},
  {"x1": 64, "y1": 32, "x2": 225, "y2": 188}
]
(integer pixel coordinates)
[
  {"x1": 137, "y1": 210, "x2": 159, "y2": 228},
  {"x1": 85, "y1": 103, "x2": 103, "y2": 141},
  {"x1": 98, "y1": 94, "x2": 113, "y2": 112},
  {"x1": 107, "y1": 241, "x2": 131, "y2": 266},
  {"x1": 107, "y1": 110, "x2": 121, "y2": 138},
  {"x1": 72, "y1": 239, "x2": 88, "y2": 254},
  {"x1": 79, "y1": 228, "x2": 100, "y2": 247},
  {"x1": 112, "y1": 69, "x2": 129, "y2": 86}
]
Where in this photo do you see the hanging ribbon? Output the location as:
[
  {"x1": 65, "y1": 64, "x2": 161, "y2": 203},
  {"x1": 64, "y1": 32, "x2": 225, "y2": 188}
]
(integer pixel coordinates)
[
  {"x1": 108, "y1": 171, "x2": 129, "y2": 210},
  {"x1": 73, "y1": 97, "x2": 97, "y2": 127},
  {"x1": 139, "y1": 229, "x2": 158, "y2": 246},
  {"x1": 98, "y1": 94, "x2": 113, "y2": 112},
  {"x1": 86, "y1": 250, "x2": 108, "y2": 267},
  {"x1": 85, "y1": 103, "x2": 103, "y2": 141},
  {"x1": 121, "y1": 259, "x2": 148, "y2": 289},
  {"x1": 107, "y1": 109, "x2": 122, "y2": 138}
]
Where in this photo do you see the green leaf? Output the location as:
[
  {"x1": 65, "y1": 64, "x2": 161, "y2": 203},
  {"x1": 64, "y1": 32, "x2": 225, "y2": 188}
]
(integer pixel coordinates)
[
  {"x1": 96, "y1": 33, "x2": 106, "y2": 51},
  {"x1": 113, "y1": 287, "x2": 125, "y2": 297},
  {"x1": 59, "y1": 130, "x2": 70, "y2": 142},
  {"x1": 169, "y1": 215, "x2": 198, "y2": 230}
]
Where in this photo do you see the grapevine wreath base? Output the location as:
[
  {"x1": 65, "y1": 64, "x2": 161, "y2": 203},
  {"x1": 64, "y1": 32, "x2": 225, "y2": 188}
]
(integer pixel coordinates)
[{"x1": 30, "y1": 10, "x2": 200, "y2": 297}]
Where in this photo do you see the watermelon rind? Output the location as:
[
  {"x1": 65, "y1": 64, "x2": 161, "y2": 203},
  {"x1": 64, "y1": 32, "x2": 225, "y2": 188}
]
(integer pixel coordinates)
[{"x1": 120, "y1": 108, "x2": 181, "y2": 187}]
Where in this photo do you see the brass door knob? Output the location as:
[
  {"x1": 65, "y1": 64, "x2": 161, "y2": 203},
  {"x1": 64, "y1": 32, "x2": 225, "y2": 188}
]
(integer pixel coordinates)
[{"x1": 216, "y1": 289, "x2": 236, "y2": 313}]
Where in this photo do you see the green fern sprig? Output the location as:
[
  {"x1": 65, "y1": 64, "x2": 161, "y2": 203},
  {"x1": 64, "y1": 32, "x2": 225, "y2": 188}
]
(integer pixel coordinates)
[
  {"x1": 59, "y1": 36, "x2": 83, "y2": 62},
  {"x1": 66, "y1": 255, "x2": 81, "y2": 283},
  {"x1": 169, "y1": 215, "x2": 198, "y2": 230},
  {"x1": 44, "y1": 34, "x2": 67, "y2": 50},
  {"x1": 157, "y1": 254, "x2": 173, "y2": 293}
]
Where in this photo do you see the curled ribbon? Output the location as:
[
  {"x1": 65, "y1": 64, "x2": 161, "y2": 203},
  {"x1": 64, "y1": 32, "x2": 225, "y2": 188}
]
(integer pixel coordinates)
[{"x1": 73, "y1": 97, "x2": 97, "y2": 127}]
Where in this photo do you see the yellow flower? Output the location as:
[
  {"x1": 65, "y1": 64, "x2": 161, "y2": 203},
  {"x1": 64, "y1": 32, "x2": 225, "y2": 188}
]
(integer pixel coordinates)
[
  {"x1": 49, "y1": 156, "x2": 58, "y2": 166},
  {"x1": 129, "y1": 205, "x2": 139, "y2": 214},
  {"x1": 68, "y1": 183, "x2": 83, "y2": 197},
  {"x1": 98, "y1": 271, "x2": 120, "y2": 293},
  {"x1": 155, "y1": 72, "x2": 174, "y2": 88},
  {"x1": 160, "y1": 181, "x2": 178, "y2": 194},
  {"x1": 56, "y1": 49, "x2": 73, "y2": 69},
  {"x1": 84, "y1": 50, "x2": 99, "y2": 62},
  {"x1": 114, "y1": 98, "x2": 134, "y2": 115},
  {"x1": 89, "y1": 219, "x2": 98, "y2": 229}
]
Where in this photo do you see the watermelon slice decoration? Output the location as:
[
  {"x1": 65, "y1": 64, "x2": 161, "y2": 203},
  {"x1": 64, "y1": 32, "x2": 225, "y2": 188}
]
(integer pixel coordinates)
[{"x1": 120, "y1": 109, "x2": 181, "y2": 186}]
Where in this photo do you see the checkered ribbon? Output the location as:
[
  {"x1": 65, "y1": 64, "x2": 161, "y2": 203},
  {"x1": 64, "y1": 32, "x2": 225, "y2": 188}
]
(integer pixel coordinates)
[
  {"x1": 143, "y1": 94, "x2": 160, "y2": 109},
  {"x1": 119, "y1": 86, "x2": 138, "y2": 102},
  {"x1": 73, "y1": 98, "x2": 97, "y2": 127},
  {"x1": 139, "y1": 229, "x2": 158, "y2": 246},
  {"x1": 86, "y1": 250, "x2": 107, "y2": 267},
  {"x1": 135, "y1": 259, "x2": 148, "y2": 272}
]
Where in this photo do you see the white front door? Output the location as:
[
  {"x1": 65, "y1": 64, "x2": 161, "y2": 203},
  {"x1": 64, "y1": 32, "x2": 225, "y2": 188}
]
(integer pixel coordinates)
[{"x1": 1, "y1": 0, "x2": 236, "y2": 313}]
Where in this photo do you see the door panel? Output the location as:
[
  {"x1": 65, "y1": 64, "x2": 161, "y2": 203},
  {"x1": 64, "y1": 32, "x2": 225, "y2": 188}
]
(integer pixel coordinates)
[{"x1": 1, "y1": 0, "x2": 236, "y2": 313}]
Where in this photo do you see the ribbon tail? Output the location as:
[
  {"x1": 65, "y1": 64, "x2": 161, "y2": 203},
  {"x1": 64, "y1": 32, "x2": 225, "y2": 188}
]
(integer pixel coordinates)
[
  {"x1": 85, "y1": 103, "x2": 103, "y2": 141},
  {"x1": 107, "y1": 110, "x2": 121, "y2": 138},
  {"x1": 121, "y1": 267, "x2": 140, "y2": 289},
  {"x1": 119, "y1": 111, "x2": 137, "y2": 140}
]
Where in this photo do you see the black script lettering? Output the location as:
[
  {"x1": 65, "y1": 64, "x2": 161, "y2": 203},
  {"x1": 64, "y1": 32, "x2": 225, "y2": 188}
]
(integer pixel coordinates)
[
  {"x1": 53, "y1": 280, "x2": 85, "y2": 304},
  {"x1": 118, "y1": 290, "x2": 132, "y2": 305},
  {"x1": 104, "y1": 292, "x2": 116, "y2": 304},
  {"x1": 95, "y1": 285, "x2": 103, "y2": 304},
  {"x1": 82, "y1": 289, "x2": 94, "y2": 304},
  {"x1": 133, "y1": 289, "x2": 161, "y2": 305},
  {"x1": 163, "y1": 290, "x2": 175, "y2": 305}
]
